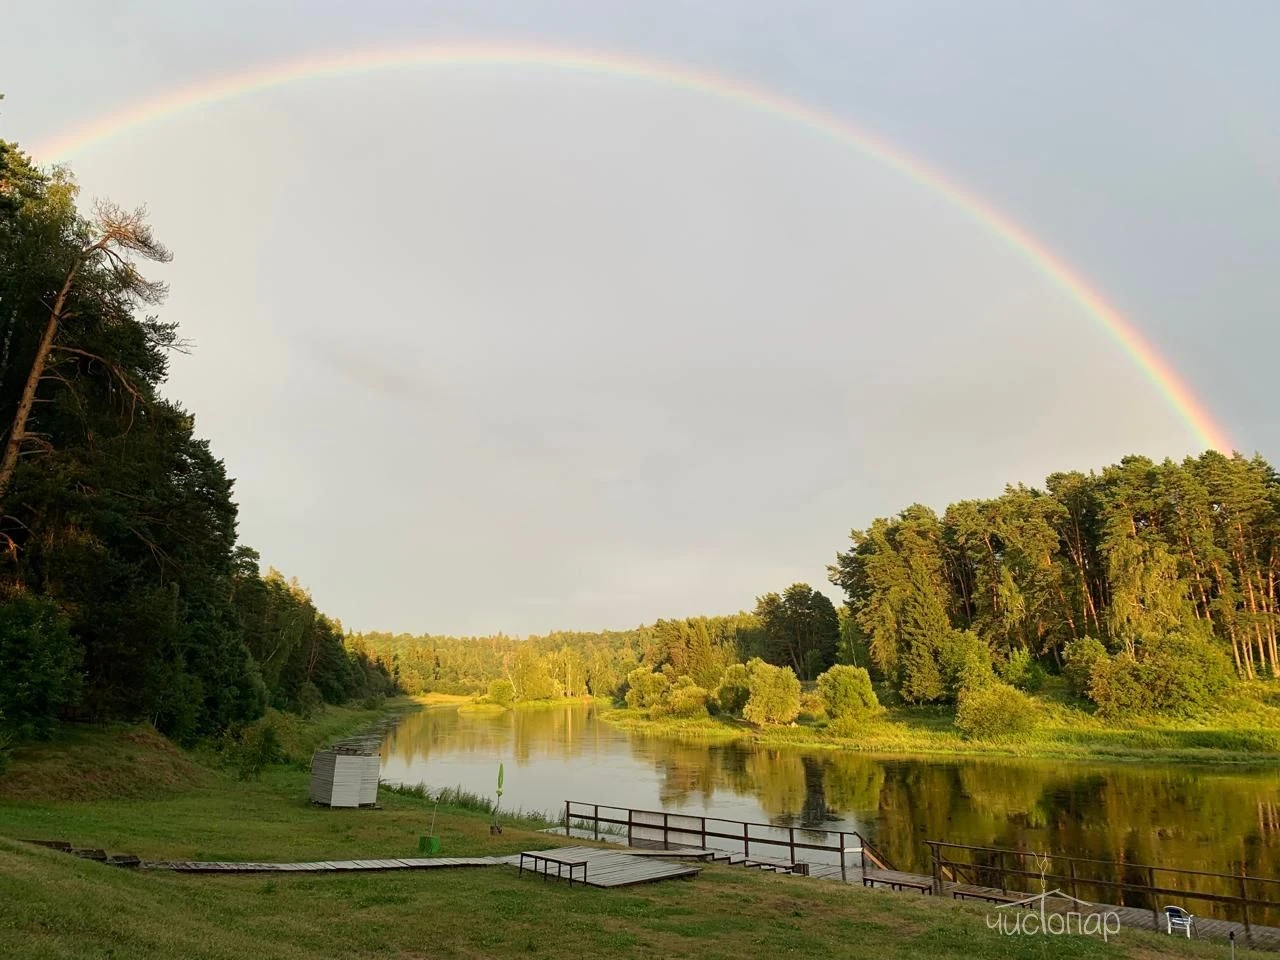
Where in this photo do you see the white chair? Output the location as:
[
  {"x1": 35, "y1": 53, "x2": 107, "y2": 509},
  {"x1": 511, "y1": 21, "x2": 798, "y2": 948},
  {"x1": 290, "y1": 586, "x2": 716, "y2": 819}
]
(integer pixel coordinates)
[{"x1": 1164, "y1": 905, "x2": 1196, "y2": 937}]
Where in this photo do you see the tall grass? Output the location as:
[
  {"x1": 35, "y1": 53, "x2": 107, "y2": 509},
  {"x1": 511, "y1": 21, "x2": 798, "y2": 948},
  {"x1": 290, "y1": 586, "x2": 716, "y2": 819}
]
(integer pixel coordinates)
[{"x1": 379, "y1": 781, "x2": 557, "y2": 826}]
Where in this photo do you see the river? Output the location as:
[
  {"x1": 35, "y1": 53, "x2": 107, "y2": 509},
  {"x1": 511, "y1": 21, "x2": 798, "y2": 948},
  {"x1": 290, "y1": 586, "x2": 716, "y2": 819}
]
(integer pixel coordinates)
[{"x1": 379, "y1": 701, "x2": 1280, "y2": 910}]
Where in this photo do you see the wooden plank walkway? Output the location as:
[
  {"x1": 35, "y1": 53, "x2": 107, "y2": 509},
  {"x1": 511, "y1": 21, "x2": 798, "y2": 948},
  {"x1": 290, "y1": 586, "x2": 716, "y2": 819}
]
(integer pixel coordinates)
[
  {"x1": 148, "y1": 847, "x2": 697, "y2": 889},
  {"x1": 155, "y1": 856, "x2": 502, "y2": 874}
]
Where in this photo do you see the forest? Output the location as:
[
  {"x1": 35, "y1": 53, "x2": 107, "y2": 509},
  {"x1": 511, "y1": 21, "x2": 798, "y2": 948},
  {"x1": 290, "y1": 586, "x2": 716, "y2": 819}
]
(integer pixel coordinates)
[
  {"x1": 832, "y1": 453, "x2": 1279, "y2": 716},
  {"x1": 0, "y1": 140, "x2": 393, "y2": 748}
]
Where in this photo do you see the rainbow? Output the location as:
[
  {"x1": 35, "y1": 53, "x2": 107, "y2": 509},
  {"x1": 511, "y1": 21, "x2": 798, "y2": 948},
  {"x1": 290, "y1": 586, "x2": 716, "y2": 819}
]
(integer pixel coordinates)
[{"x1": 30, "y1": 41, "x2": 1232, "y2": 452}]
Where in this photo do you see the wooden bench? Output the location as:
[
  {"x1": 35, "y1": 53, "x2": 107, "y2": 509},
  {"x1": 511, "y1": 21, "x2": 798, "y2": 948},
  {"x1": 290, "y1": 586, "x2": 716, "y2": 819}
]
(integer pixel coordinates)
[
  {"x1": 862, "y1": 869, "x2": 933, "y2": 893},
  {"x1": 518, "y1": 850, "x2": 589, "y2": 887}
]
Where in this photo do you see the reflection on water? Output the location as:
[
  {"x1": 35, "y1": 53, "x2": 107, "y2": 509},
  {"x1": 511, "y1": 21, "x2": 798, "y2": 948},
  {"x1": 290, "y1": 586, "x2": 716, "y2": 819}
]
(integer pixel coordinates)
[{"x1": 381, "y1": 703, "x2": 1280, "y2": 911}]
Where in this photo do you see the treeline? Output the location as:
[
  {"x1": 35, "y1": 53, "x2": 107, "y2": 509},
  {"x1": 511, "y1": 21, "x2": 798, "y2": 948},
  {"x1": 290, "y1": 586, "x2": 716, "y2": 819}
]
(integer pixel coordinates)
[
  {"x1": 356, "y1": 584, "x2": 856, "y2": 728},
  {"x1": 355, "y1": 613, "x2": 764, "y2": 699},
  {"x1": 0, "y1": 141, "x2": 392, "y2": 743},
  {"x1": 832, "y1": 453, "x2": 1278, "y2": 715}
]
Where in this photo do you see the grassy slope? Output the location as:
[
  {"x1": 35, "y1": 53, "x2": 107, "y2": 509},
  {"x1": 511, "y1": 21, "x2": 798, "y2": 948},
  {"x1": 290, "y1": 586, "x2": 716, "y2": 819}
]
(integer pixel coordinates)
[
  {"x1": 601, "y1": 683, "x2": 1280, "y2": 764},
  {"x1": 0, "y1": 710, "x2": 1260, "y2": 960}
]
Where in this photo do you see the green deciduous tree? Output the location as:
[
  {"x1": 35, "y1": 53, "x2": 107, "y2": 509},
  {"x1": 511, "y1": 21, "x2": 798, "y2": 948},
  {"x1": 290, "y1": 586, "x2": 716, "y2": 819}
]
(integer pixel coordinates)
[{"x1": 743, "y1": 658, "x2": 801, "y2": 725}]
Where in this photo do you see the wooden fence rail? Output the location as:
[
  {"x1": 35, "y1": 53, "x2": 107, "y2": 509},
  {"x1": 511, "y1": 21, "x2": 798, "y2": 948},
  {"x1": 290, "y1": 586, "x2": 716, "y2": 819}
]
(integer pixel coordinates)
[
  {"x1": 563, "y1": 800, "x2": 892, "y2": 883},
  {"x1": 926, "y1": 839, "x2": 1280, "y2": 942}
]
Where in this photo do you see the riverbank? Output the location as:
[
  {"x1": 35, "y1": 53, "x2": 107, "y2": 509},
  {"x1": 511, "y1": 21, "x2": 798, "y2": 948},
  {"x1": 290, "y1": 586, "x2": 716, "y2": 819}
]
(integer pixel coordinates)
[
  {"x1": 0, "y1": 705, "x2": 1252, "y2": 959},
  {"x1": 599, "y1": 697, "x2": 1280, "y2": 765}
]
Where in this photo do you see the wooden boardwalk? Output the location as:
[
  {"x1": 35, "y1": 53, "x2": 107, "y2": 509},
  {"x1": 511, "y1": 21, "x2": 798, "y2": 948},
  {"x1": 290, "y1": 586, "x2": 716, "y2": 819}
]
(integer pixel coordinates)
[
  {"x1": 149, "y1": 847, "x2": 698, "y2": 888},
  {"x1": 157, "y1": 856, "x2": 501, "y2": 874}
]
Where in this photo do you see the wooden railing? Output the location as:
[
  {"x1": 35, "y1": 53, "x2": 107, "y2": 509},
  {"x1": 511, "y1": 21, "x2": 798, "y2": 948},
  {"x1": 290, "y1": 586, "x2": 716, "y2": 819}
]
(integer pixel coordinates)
[
  {"x1": 563, "y1": 800, "x2": 892, "y2": 882},
  {"x1": 926, "y1": 839, "x2": 1280, "y2": 942}
]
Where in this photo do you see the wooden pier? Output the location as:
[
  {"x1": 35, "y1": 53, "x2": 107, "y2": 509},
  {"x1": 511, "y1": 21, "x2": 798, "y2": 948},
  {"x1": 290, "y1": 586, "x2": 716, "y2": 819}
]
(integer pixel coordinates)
[{"x1": 512, "y1": 845, "x2": 700, "y2": 888}]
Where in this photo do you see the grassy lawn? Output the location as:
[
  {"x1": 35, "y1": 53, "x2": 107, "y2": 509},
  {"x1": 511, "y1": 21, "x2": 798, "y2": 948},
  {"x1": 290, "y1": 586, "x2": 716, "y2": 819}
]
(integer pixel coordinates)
[{"x1": 0, "y1": 709, "x2": 1265, "y2": 959}]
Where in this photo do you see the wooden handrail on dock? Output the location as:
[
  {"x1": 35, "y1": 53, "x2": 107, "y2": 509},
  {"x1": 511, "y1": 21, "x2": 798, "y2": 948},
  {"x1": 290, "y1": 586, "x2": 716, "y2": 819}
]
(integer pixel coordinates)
[
  {"x1": 926, "y1": 839, "x2": 1280, "y2": 945},
  {"x1": 563, "y1": 800, "x2": 892, "y2": 882}
]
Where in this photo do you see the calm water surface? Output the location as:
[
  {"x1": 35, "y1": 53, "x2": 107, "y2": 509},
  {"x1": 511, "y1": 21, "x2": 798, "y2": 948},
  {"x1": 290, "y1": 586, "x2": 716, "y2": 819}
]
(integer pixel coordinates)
[{"x1": 379, "y1": 703, "x2": 1280, "y2": 886}]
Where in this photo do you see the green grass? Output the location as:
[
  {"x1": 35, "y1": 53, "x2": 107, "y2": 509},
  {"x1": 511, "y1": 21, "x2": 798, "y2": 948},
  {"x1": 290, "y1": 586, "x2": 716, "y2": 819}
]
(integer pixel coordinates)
[
  {"x1": 0, "y1": 708, "x2": 1263, "y2": 960},
  {"x1": 601, "y1": 689, "x2": 1280, "y2": 764}
]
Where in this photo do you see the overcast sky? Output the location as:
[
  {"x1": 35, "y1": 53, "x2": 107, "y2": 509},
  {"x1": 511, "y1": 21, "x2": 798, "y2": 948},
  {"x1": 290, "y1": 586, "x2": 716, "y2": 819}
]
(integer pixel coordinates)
[{"x1": 2, "y1": 2, "x2": 1277, "y2": 635}]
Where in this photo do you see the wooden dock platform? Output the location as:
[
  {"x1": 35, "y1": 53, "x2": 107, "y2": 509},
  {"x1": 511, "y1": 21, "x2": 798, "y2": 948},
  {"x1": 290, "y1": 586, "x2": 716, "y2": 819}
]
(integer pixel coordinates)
[{"x1": 507, "y1": 846, "x2": 700, "y2": 888}]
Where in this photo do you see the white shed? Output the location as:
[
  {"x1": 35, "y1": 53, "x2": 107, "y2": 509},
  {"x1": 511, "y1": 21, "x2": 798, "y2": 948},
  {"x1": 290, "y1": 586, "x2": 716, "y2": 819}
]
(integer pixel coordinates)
[{"x1": 309, "y1": 747, "x2": 380, "y2": 808}]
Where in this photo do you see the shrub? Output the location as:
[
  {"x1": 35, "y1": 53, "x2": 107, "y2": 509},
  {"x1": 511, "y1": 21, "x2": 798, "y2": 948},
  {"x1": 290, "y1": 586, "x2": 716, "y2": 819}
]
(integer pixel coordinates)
[
  {"x1": 716, "y1": 664, "x2": 751, "y2": 716},
  {"x1": 816, "y1": 665, "x2": 879, "y2": 719},
  {"x1": 743, "y1": 659, "x2": 801, "y2": 725},
  {"x1": 488, "y1": 678, "x2": 516, "y2": 707},
  {"x1": 294, "y1": 681, "x2": 325, "y2": 719},
  {"x1": 227, "y1": 716, "x2": 284, "y2": 781},
  {"x1": 826, "y1": 714, "x2": 867, "y2": 739},
  {"x1": 0, "y1": 595, "x2": 83, "y2": 739},
  {"x1": 359, "y1": 694, "x2": 386, "y2": 711},
  {"x1": 659, "y1": 683, "x2": 711, "y2": 719},
  {"x1": 798, "y1": 691, "x2": 827, "y2": 722},
  {"x1": 1087, "y1": 633, "x2": 1233, "y2": 717},
  {"x1": 996, "y1": 648, "x2": 1047, "y2": 693},
  {"x1": 624, "y1": 667, "x2": 670, "y2": 709},
  {"x1": 1063, "y1": 637, "x2": 1107, "y2": 698},
  {"x1": 938, "y1": 630, "x2": 995, "y2": 699},
  {"x1": 954, "y1": 682, "x2": 1038, "y2": 741}
]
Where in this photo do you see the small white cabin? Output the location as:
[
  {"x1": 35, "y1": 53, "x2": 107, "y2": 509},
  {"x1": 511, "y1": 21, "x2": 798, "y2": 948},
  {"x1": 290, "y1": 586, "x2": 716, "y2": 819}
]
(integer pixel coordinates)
[{"x1": 309, "y1": 747, "x2": 379, "y2": 808}]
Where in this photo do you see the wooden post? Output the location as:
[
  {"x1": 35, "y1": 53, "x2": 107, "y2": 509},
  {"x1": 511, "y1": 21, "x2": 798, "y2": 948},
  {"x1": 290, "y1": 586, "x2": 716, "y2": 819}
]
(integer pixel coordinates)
[
  {"x1": 1241, "y1": 865, "x2": 1252, "y2": 945},
  {"x1": 743, "y1": 822, "x2": 750, "y2": 859},
  {"x1": 998, "y1": 850, "x2": 1006, "y2": 893},
  {"x1": 1148, "y1": 866, "x2": 1158, "y2": 926},
  {"x1": 663, "y1": 812, "x2": 669, "y2": 849},
  {"x1": 564, "y1": 801, "x2": 570, "y2": 837},
  {"x1": 840, "y1": 832, "x2": 847, "y2": 883},
  {"x1": 789, "y1": 827, "x2": 796, "y2": 865},
  {"x1": 701, "y1": 817, "x2": 707, "y2": 852},
  {"x1": 593, "y1": 804, "x2": 599, "y2": 842},
  {"x1": 627, "y1": 809, "x2": 633, "y2": 848},
  {"x1": 1068, "y1": 859, "x2": 1078, "y2": 901}
]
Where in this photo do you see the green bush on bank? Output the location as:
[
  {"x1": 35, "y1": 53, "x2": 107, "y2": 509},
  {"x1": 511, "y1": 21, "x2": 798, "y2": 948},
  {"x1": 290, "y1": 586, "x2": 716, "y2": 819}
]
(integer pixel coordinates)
[
  {"x1": 743, "y1": 659, "x2": 801, "y2": 725},
  {"x1": 816, "y1": 664, "x2": 879, "y2": 719},
  {"x1": 487, "y1": 679, "x2": 516, "y2": 707},
  {"x1": 651, "y1": 677, "x2": 711, "y2": 719},
  {"x1": 716, "y1": 663, "x2": 751, "y2": 715},
  {"x1": 954, "y1": 682, "x2": 1038, "y2": 740},
  {"x1": 1087, "y1": 633, "x2": 1233, "y2": 717},
  {"x1": 223, "y1": 716, "x2": 285, "y2": 781},
  {"x1": 624, "y1": 667, "x2": 670, "y2": 709}
]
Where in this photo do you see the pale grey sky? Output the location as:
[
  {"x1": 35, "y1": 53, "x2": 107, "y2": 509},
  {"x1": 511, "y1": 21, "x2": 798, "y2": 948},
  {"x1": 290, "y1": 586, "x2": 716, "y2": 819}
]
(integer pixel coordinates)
[{"x1": 2, "y1": 2, "x2": 1277, "y2": 634}]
